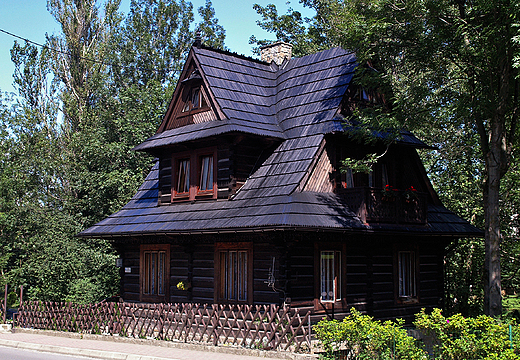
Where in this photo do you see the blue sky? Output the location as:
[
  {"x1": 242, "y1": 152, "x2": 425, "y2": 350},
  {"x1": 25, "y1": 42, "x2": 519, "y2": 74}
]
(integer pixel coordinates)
[{"x1": 0, "y1": 0, "x2": 314, "y2": 95}]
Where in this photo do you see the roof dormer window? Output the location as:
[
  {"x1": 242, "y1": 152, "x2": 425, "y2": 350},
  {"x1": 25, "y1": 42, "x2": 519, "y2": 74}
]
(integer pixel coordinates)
[
  {"x1": 181, "y1": 86, "x2": 209, "y2": 113},
  {"x1": 157, "y1": 148, "x2": 217, "y2": 204}
]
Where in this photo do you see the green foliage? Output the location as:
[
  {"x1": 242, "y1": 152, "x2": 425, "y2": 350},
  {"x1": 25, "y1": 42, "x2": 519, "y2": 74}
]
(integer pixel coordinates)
[
  {"x1": 253, "y1": 2, "x2": 520, "y2": 315},
  {"x1": 0, "y1": 0, "x2": 227, "y2": 304},
  {"x1": 504, "y1": 295, "x2": 520, "y2": 322},
  {"x1": 250, "y1": 1, "x2": 332, "y2": 57},
  {"x1": 315, "y1": 308, "x2": 520, "y2": 360},
  {"x1": 196, "y1": 0, "x2": 226, "y2": 49},
  {"x1": 414, "y1": 308, "x2": 520, "y2": 360},
  {"x1": 314, "y1": 308, "x2": 427, "y2": 360}
]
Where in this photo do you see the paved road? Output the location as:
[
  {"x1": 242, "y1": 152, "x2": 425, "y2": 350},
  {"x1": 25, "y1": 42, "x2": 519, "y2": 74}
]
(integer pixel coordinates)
[
  {"x1": 0, "y1": 330, "x2": 299, "y2": 360},
  {"x1": 0, "y1": 345, "x2": 97, "y2": 360}
]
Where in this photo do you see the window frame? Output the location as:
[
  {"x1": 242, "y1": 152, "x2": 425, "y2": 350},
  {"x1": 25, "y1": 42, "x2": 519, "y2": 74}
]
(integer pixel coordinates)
[
  {"x1": 174, "y1": 157, "x2": 191, "y2": 199},
  {"x1": 314, "y1": 243, "x2": 347, "y2": 311},
  {"x1": 393, "y1": 244, "x2": 420, "y2": 304},
  {"x1": 181, "y1": 86, "x2": 210, "y2": 115},
  {"x1": 319, "y1": 250, "x2": 342, "y2": 303},
  {"x1": 170, "y1": 148, "x2": 217, "y2": 202},
  {"x1": 196, "y1": 151, "x2": 216, "y2": 197},
  {"x1": 214, "y1": 242, "x2": 253, "y2": 304},
  {"x1": 140, "y1": 244, "x2": 170, "y2": 303}
]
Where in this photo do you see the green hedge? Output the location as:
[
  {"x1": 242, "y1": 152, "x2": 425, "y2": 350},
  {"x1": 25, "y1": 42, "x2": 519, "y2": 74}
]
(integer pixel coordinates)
[{"x1": 314, "y1": 308, "x2": 520, "y2": 360}]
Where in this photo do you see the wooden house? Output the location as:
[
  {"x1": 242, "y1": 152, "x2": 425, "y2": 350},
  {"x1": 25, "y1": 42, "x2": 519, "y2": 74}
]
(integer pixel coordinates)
[{"x1": 78, "y1": 41, "x2": 482, "y2": 321}]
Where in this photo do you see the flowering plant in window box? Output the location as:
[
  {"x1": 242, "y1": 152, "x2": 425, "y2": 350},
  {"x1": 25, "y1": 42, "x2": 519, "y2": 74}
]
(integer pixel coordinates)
[
  {"x1": 176, "y1": 281, "x2": 191, "y2": 291},
  {"x1": 403, "y1": 186, "x2": 418, "y2": 202},
  {"x1": 381, "y1": 185, "x2": 398, "y2": 201}
]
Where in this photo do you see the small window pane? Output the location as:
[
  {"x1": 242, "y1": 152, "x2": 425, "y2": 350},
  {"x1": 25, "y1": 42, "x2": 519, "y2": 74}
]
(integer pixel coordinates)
[
  {"x1": 200, "y1": 92, "x2": 208, "y2": 108},
  {"x1": 182, "y1": 89, "x2": 191, "y2": 112},
  {"x1": 177, "y1": 159, "x2": 190, "y2": 194},
  {"x1": 344, "y1": 169, "x2": 353, "y2": 188},
  {"x1": 381, "y1": 163, "x2": 388, "y2": 186},
  {"x1": 398, "y1": 251, "x2": 416, "y2": 297},
  {"x1": 200, "y1": 155, "x2": 213, "y2": 191},
  {"x1": 144, "y1": 252, "x2": 151, "y2": 294},
  {"x1": 143, "y1": 250, "x2": 166, "y2": 295},
  {"x1": 192, "y1": 88, "x2": 200, "y2": 109}
]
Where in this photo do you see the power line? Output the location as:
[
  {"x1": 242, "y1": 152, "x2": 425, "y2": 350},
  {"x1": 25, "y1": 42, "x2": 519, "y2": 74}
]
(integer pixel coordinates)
[{"x1": 0, "y1": 27, "x2": 183, "y2": 73}]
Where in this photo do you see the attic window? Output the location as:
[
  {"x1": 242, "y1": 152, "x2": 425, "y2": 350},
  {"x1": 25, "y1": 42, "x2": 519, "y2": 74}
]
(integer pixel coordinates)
[{"x1": 182, "y1": 86, "x2": 208, "y2": 113}]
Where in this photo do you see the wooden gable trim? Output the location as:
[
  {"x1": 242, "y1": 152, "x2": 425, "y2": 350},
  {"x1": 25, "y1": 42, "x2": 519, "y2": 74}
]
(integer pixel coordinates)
[
  {"x1": 157, "y1": 48, "x2": 226, "y2": 134},
  {"x1": 297, "y1": 137, "x2": 332, "y2": 192},
  {"x1": 301, "y1": 140, "x2": 334, "y2": 192}
]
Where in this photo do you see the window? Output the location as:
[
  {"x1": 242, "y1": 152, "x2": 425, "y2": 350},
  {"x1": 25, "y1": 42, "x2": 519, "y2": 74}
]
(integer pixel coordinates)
[
  {"x1": 199, "y1": 155, "x2": 214, "y2": 192},
  {"x1": 215, "y1": 243, "x2": 253, "y2": 303},
  {"x1": 320, "y1": 251, "x2": 341, "y2": 302},
  {"x1": 314, "y1": 244, "x2": 345, "y2": 310},
  {"x1": 182, "y1": 87, "x2": 209, "y2": 113},
  {"x1": 169, "y1": 148, "x2": 217, "y2": 202},
  {"x1": 140, "y1": 244, "x2": 170, "y2": 302},
  {"x1": 176, "y1": 158, "x2": 190, "y2": 195},
  {"x1": 394, "y1": 248, "x2": 419, "y2": 304},
  {"x1": 398, "y1": 251, "x2": 416, "y2": 298}
]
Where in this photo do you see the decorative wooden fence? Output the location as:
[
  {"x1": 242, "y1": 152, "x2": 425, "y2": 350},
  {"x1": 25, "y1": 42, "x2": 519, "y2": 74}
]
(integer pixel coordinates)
[{"x1": 16, "y1": 301, "x2": 313, "y2": 352}]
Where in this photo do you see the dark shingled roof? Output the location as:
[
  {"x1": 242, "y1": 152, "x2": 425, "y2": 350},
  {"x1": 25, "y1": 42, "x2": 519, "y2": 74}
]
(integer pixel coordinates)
[
  {"x1": 78, "y1": 45, "x2": 481, "y2": 238},
  {"x1": 78, "y1": 162, "x2": 481, "y2": 237}
]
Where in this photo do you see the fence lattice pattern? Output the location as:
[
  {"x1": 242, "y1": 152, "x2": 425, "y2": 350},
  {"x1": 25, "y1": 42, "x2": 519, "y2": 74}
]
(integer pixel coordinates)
[{"x1": 16, "y1": 301, "x2": 312, "y2": 352}]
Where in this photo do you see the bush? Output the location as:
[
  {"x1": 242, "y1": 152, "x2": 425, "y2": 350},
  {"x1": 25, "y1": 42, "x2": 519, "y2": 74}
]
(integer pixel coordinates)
[
  {"x1": 314, "y1": 308, "x2": 520, "y2": 360},
  {"x1": 414, "y1": 308, "x2": 519, "y2": 360},
  {"x1": 314, "y1": 308, "x2": 427, "y2": 359}
]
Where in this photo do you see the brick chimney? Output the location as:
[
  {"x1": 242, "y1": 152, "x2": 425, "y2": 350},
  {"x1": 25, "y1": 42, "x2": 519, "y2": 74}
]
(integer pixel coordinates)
[{"x1": 260, "y1": 42, "x2": 293, "y2": 65}]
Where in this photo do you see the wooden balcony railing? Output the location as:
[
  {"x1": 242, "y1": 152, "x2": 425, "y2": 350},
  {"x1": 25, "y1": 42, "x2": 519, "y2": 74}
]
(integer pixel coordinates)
[{"x1": 340, "y1": 187, "x2": 427, "y2": 225}]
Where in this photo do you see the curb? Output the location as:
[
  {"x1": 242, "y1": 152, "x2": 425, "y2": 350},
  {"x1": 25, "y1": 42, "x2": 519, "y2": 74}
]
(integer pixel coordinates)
[
  {"x1": 0, "y1": 338, "x2": 173, "y2": 360},
  {"x1": 6, "y1": 328, "x2": 318, "y2": 360}
]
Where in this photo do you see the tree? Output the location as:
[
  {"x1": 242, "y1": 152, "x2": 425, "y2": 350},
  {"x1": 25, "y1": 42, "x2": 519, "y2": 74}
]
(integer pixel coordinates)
[
  {"x1": 323, "y1": 0, "x2": 520, "y2": 316},
  {"x1": 196, "y1": 0, "x2": 226, "y2": 49},
  {"x1": 250, "y1": 1, "x2": 331, "y2": 57},
  {"x1": 251, "y1": 0, "x2": 520, "y2": 316},
  {"x1": 0, "y1": 0, "x2": 227, "y2": 303}
]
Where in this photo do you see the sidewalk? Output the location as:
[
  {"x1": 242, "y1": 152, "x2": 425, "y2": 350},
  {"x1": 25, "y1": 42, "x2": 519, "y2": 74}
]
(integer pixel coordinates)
[{"x1": 0, "y1": 328, "x2": 316, "y2": 360}]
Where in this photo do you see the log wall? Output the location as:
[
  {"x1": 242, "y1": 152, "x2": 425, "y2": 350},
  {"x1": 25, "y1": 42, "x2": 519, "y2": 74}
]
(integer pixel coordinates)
[{"x1": 114, "y1": 232, "x2": 447, "y2": 323}]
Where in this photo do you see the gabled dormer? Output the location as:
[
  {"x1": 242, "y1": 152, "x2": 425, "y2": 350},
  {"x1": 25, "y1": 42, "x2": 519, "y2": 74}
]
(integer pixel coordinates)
[{"x1": 157, "y1": 52, "x2": 223, "y2": 133}]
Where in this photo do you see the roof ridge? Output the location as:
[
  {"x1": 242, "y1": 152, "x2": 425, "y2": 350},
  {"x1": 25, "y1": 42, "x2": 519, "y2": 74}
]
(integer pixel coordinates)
[{"x1": 195, "y1": 43, "x2": 269, "y2": 65}]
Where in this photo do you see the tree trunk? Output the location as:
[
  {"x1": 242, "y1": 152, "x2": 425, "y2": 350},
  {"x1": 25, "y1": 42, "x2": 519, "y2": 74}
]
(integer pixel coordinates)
[{"x1": 483, "y1": 129, "x2": 504, "y2": 317}]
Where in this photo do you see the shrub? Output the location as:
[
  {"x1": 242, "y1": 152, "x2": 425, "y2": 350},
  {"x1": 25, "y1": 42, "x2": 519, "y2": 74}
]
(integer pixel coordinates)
[
  {"x1": 314, "y1": 308, "x2": 520, "y2": 360},
  {"x1": 414, "y1": 308, "x2": 519, "y2": 360},
  {"x1": 314, "y1": 308, "x2": 427, "y2": 359}
]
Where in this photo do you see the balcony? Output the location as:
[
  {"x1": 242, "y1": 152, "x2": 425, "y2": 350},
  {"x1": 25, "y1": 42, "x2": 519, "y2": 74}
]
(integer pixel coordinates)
[{"x1": 340, "y1": 187, "x2": 427, "y2": 225}]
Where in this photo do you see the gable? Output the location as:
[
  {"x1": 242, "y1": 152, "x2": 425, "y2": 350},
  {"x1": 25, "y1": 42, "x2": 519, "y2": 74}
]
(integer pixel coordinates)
[
  {"x1": 297, "y1": 138, "x2": 334, "y2": 193},
  {"x1": 159, "y1": 58, "x2": 220, "y2": 132}
]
